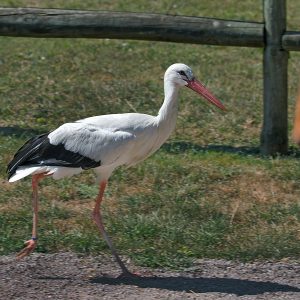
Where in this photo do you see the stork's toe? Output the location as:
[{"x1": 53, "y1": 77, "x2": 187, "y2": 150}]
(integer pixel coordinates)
[{"x1": 16, "y1": 239, "x2": 37, "y2": 259}]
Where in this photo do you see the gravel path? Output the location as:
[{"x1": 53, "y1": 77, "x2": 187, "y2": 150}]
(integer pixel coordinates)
[{"x1": 0, "y1": 252, "x2": 299, "y2": 299}]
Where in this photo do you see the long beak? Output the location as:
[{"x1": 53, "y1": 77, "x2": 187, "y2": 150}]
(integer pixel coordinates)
[{"x1": 187, "y1": 78, "x2": 226, "y2": 111}]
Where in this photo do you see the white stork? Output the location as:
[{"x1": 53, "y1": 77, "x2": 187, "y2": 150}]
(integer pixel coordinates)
[
  {"x1": 293, "y1": 83, "x2": 300, "y2": 145},
  {"x1": 7, "y1": 63, "x2": 225, "y2": 277}
]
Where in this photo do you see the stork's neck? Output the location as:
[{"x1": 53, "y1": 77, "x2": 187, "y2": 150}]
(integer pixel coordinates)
[{"x1": 157, "y1": 80, "x2": 180, "y2": 124}]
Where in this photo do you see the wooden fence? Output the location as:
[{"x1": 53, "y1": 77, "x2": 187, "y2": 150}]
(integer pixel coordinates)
[{"x1": 1, "y1": 0, "x2": 299, "y2": 155}]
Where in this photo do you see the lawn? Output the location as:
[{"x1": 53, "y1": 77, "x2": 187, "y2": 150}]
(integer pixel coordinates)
[{"x1": 0, "y1": 0, "x2": 299, "y2": 268}]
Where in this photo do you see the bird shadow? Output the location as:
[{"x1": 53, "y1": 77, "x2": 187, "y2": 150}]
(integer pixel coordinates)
[
  {"x1": 90, "y1": 275, "x2": 300, "y2": 296},
  {"x1": 162, "y1": 141, "x2": 260, "y2": 156},
  {"x1": 0, "y1": 126, "x2": 44, "y2": 138},
  {"x1": 163, "y1": 141, "x2": 300, "y2": 157}
]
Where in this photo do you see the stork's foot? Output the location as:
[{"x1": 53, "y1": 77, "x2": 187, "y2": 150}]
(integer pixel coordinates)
[{"x1": 16, "y1": 239, "x2": 37, "y2": 259}]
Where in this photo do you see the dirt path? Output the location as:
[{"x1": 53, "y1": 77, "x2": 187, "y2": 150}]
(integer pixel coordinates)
[{"x1": 0, "y1": 252, "x2": 299, "y2": 299}]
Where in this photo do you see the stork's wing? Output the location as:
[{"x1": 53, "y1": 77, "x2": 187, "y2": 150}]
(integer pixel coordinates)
[
  {"x1": 7, "y1": 131, "x2": 102, "y2": 180},
  {"x1": 48, "y1": 122, "x2": 136, "y2": 165},
  {"x1": 7, "y1": 122, "x2": 136, "y2": 180}
]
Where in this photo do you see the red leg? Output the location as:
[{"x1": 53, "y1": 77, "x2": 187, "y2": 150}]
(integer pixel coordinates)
[
  {"x1": 17, "y1": 173, "x2": 45, "y2": 259},
  {"x1": 92, "y1": 181, "x2": 137, "y2": 277}
]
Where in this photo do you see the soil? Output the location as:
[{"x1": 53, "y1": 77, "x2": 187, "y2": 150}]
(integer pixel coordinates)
[{"x1": 0, "y1": 252, "x2": 299, "y2": 299}]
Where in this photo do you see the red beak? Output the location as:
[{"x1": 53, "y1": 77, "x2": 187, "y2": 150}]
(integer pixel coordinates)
[{"x1": 187, "y1": 79, "x2": 226, "y2": 111}]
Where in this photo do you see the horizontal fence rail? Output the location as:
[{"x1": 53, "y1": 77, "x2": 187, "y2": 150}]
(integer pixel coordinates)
[
  {"x1": 1, "y1": 8, "x2": 299, "y2": 50},
  {"x1": 0, "y1": 8, "x2": 264, "y2": 47},
  {"x1": 283, "y1": 32, "x2": 300, "y2": 51}
]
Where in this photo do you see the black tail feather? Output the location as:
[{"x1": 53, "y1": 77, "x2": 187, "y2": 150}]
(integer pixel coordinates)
[
  {"x1": 7, "y1": 133, "x2": 50, "y2": 180},
  {"x1": 7, "y1": 132, "x2": 101, "y2": 180}
]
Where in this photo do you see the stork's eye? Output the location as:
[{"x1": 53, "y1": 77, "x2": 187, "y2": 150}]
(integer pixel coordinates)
[{"x1": 178, "y1": 71, "x2": 186, "y2": 76}]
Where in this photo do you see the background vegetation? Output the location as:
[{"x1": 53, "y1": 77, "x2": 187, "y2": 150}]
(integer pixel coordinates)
[{"x1": 0, "y1": 1, "x2": 299, "y2": 268}]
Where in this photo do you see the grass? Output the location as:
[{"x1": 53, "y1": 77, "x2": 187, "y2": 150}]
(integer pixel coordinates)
[{"x1": 0, "y1": 0, "x2": 299, "y2": 268}]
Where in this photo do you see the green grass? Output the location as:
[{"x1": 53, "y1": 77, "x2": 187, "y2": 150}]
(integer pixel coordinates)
[{"x1": 0, "y1": 1, "x2": 300, "y2": 269}]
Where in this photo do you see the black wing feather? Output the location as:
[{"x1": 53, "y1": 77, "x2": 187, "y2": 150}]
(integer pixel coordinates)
[{"x1": 7, "y1": 132, "x2": 101, "y2": 180}]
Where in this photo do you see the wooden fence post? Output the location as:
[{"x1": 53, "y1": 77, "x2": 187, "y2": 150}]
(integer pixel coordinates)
[{"x1": 261, "y1": 0, "x2": 288, "y2": 155}]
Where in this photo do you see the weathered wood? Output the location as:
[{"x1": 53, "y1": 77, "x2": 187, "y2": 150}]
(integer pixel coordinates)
[
  {"x1": 282, "y1": 31, "x2": 300, "y2": 51},
  {"x1": 0, "y1": 8, "x2": 264, "y2": 47},
  {"x1": 261, "y1": 0, "x2": 288, "y2": 155}
]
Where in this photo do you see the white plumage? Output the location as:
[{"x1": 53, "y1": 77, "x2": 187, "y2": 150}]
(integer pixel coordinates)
[{"x1": 7, "y1": 63, "x2": 225, "y2": 277}]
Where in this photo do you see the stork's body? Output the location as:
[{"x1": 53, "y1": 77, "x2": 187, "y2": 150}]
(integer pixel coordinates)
[
  {"x1": 7, "y1": 63, "x2": 225, "y2": 277},
  {"x1": 9, "y1": 112, "x2": 171, "y2": 183}
]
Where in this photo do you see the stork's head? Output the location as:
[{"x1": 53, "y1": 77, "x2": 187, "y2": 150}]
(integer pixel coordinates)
[{"x1": 165, "y1": 63, "x2": 226, "y2": 111}]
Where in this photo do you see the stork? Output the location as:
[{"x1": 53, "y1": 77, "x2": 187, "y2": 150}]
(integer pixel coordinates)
[
  {"x1": 7, "y1": 63, "x2": 225, "y2": 277},
  {"x1": 293, "y1": 82, "x2": 300, "y2": 145}
]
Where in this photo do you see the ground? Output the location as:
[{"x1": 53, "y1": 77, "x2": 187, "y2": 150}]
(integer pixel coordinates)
[{"x1": 0, "y1": 252, "x2": 299, "y2": 299}]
